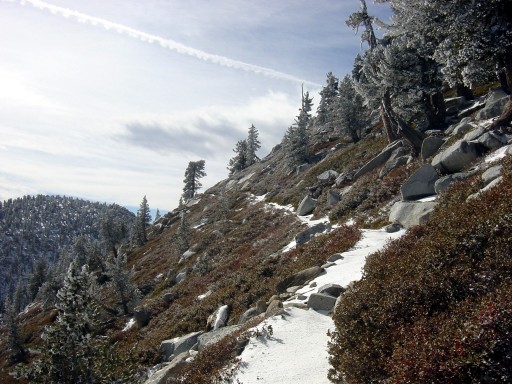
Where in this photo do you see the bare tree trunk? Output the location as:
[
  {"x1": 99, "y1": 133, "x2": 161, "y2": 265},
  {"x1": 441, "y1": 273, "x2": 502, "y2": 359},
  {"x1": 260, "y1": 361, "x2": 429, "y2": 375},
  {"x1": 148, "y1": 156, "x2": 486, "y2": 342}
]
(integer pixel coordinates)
[
  {"x1": 456, "y1": 83, "x2": 474, "y2": 101},
  {"x1": 382, "y1": 91, "x2": 425, "y2": 155},
  {"x1": 381, "y1": 92, "x2": 399, "y2": 143},
  {"x1": 491, "y1": 57, "x2": 512, "y2": 130},
  {"x1": 424, "y1": 92, "x2": 447, "y2": 130}
]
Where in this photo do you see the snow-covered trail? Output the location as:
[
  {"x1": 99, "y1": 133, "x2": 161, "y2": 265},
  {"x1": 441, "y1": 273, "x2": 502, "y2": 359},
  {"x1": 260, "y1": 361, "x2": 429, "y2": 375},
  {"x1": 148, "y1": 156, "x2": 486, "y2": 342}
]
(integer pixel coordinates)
[{"x1": 233, "y1": 227, "x2": 405, "y2": 384}]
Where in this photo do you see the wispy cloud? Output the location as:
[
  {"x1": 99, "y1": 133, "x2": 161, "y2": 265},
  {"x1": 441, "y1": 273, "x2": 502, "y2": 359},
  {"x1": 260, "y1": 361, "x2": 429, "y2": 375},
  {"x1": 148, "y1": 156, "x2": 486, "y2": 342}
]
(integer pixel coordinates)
[{"x1": 6, "y1": 0, "x2": 320, "y2": 87}]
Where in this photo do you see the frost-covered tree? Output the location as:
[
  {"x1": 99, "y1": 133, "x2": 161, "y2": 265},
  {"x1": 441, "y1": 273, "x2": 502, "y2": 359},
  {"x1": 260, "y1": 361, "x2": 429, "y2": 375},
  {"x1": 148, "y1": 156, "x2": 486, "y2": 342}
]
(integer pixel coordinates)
[
  {"x1": 228, "y1": 139, "x2": 249, "y2": 175},
  {"x1": 100, "y1": 212, "x2": 127, "y2": 258},
  {"x1": 388, "y1": 0, "x2": 512, "y2": 128},
  {"x1": 317, "y1": 72, "x2": 339, "y2": 126},
  {"x1": 175, "y1": 211, "x2": 190, "y2": 256},
  {"x1": 22, "y1": 263, "x2": 100, "y2": 383},
  {"x1": 183, "y1": 160, "x2": 206, "y2": 200},
  {"x1": 136, "y1": 195, "x2": 151, "y2": 244},
  {"x1": 284, "y1": 87, "x2": 313, "y2": 165},
  {"x1": 3, "y1": 296, "x2": 27, "y2": 363},
  {"x1": 28, "y1": 258, "x2": 47, "y2": 300},
  {"x1": 105, "y1": 252, "x2": 138, "y2": 315},
  {"x1": 246, "y1": 124, "x2": 261, "y2": 166},
  {"x1": 336, "y1": 75, "x2": 371, "y2": 143}
]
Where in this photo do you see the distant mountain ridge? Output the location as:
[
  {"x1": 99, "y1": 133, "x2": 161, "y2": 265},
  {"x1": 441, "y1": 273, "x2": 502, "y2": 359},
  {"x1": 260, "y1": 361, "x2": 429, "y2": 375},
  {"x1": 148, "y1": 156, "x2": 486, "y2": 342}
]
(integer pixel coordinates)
[{"x1": 0, "y1": 194, "x2": 135, "y2": 311}]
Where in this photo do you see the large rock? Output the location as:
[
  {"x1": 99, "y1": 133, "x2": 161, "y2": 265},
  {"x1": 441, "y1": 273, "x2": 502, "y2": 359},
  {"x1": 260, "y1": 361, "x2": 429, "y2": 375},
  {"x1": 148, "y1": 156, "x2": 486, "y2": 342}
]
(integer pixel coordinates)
[
  {"x1": 317, "y1": 170, "x2": 339, "y2": 184},
  {"x1": 238, "y1": 308, "x2": 260, "y2": 325},
  {"x1": 134, "y1": 307, "x2": 151, "y2": 328},
  {"x1": 474, "y1": 132, "x2": 507, "y2": 150},
  {"x1": 296, "y1": 195, "x2": 316, "y2": 216},
  {"x1": 265, "y1": 299, "x2": 284, "y2": 316},
  {"x1": 431, "y1": 140, "x2": 480, "y2": 174},
  {"x1": 379, "y1": 156, "x2": 410, "y2": 179},
  {"x1": 434, "y1": 172, "x2": 475, "y2": 194},
  {"x1": 447, "y1": 117, "x2": 472, "y2": 135},
  {"x1": 401, "y1": 164, "x2": 438, "y2": 201},
  {"x1": 276, "y1": 266, "x2": 324, "y2": 292},
  {"x1": 353, "y1": 140, "x2": 402, "y2": 180},
  {"x1": 197, "y1": 325, "x2": 243, "y2": 351},
  {"x1": 389, "y1": 201, "x2": 438, "y2": 229},
  {"x1": 482, "y1": 165, "x2": 503, "y2": 187},
  {"x1": 295, "y1": 222, "x2": 327, "y2": 246},
  {"x1": 207, "y1": 305, "x2": 229, "y2": 331},
  {"x1": 318, "y1": 283, "x2": 345, "y2": 297},
  {"x1": 421, "y1": 136, "x2": 445, "y2": 160},
  {"x1": 307, "y1": 293, "x2": 337, "y2": 311},
  {"x1": 160, "y1": 331, "x2": 202, "y2": 361},
  {"x1": 144, "y1": 352, "x2": 190, "y2": 384},
  {"x1": 476, "y1": 96, "x2": 509, "y2": 120},
  {"x1": 463, "y1": 126, "x2": 486, "y2": 142},
  {"x1": 327, "y1": 190, "x2": 341, "y2": 206},
  {"x1": 485, "y1": 87, "x2": 509, "y2": 105}
]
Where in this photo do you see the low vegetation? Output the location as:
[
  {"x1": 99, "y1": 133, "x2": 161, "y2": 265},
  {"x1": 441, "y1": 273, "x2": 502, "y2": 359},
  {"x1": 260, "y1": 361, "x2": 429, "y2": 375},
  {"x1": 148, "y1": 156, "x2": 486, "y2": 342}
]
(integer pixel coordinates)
[{"x1": 328, "y1": 157, "x2": 512, "y2": 383}]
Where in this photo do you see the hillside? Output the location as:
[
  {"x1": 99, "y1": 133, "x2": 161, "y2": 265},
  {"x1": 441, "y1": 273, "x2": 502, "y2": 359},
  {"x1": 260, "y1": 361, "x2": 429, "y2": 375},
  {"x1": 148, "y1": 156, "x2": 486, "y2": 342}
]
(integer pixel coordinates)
[{"x1": 0, "y1": 195, "x2": 135, "y2": 313}]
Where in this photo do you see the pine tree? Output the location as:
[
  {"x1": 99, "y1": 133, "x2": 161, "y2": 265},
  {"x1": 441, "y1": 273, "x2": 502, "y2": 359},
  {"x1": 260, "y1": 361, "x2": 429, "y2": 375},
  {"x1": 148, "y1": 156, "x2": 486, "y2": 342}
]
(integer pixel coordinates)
[
  {"x1": 246, "y1": 124, "x2": 261, "y2": 166},
  {"x1": 176, "y1": 211, "x2": 190, "y2": 256},
  {"x1": 183, "y1": 160, "x2": 206, "y2": 201},
  {"x1": 317, "y1": 72, "x2": 339, "y2": 126},
  {"x1": 3, "y1": 296, "x2": 27, "y2": 363},
  {"x1": 100, "y1": 212, "x2": 127, "y2": 258},
  {"x1": 105, "y1": 252, "x2": 138, "y2": 315},
  {"x1": 154, "y1": 208, "x2": 161, "y2": 223},
  {"x1": 137, "y1": 195, "x2": 151, "y2": 244},
  {"x1": 29, "y1": 258, "x2": 47, "y2": 300},
  {"x1": 227, "y1": 139, "x2": 249, "y2": 175},
  {"x1": 22, "y1": 263, "x2": 100, "y2": 383},
  {"x1": 336, "y1": 75, "x2": 371, "y2": 143},
  {"x1": 284, "y1": 87, "x2": 312, "y2": 166}
]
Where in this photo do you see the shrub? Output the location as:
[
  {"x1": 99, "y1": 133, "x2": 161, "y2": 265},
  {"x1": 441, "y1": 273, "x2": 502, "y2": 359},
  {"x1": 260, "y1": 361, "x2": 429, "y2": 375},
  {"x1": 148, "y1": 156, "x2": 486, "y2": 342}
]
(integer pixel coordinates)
[{"x1": 329, "y1": 157, "x2": 512, "y2": 383}]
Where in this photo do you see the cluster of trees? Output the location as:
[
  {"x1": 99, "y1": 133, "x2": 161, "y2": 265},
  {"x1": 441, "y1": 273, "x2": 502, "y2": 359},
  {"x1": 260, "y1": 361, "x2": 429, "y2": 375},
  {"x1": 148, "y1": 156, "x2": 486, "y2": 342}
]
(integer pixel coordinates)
[
  {"x1": 344, "y1": 0, "x2": 511, "y2": 153},
  {"x1": 228, "y1": 124, "x2": 261, "y2": 174},
  {"x1": 284, "y1": 87, "x2": 314, "y2": 166}
]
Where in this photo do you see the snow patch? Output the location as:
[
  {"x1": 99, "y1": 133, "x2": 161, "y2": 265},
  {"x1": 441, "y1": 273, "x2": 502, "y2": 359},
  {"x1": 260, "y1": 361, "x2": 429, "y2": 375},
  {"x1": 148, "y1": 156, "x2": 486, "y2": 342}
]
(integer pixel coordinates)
[
  {"x1": 485, "y1": 144, "x2": 510, "y2": 164},
  {"x1": 122, "y1": 318, "x2": 136, "y2": 332}
]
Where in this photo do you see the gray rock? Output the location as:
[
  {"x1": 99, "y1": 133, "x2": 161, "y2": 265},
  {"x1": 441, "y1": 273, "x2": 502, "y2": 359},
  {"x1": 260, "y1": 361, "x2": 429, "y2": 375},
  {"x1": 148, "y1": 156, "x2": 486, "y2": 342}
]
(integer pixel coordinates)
[
  {"x1": 474, "y1": 132, "x2": 507, "y2": 150},
  {"x1": 238, "y1": 308, "x2": 260, "y2": 325},
  {"x1": 134, "y1": 307, "x2": 151, "y2": 328},
  {"x1": 353, "y1": 140, "x2": 402, "y2": 180},
  {"x1": 276, "y1": 266, "x2": 324, "y2": 292},
  {"x1": 434, "y1": 172, "x2": 475, "y2": 194},
  {"x1": 379, "y1": 155, "x2": 410, "y2": 179},
  {"x1": 255, "y1": 300, "x2": 267, "y2": 314},
  {"x1": 144, "y1": 352, "x2": 190, "y2": 384},
  {"x1": 296, "y1": 163, "x2": 310, "y2": 174},
  {"x1": 482, "y1": 165, "x2": 503, "y2": 187},
  {"x1": 480, "y1": 176, "x2": 503, "y2": 193},
  {"x1": 175, "y1": 271, "x2": 187, "y2": 284},
  {"x1": 286, "y1": 286, "x2": 301, "y2": 293},
  {"x1": 444, "y1": 96, "x2": 466, "y2": 110},
  {"x1": 446, "y1": 117, "x2": 472, "y2": 135},
  {"x1": 452, "y1": 121, "x2": 475, "y2": 136},
  {"x1": 421, "y1": 136, "x2": 445, "y2": 160},
  {"x1": 485, "y1": 87, "x2": 509, "y2": 105},
  {"x1": 163, "y1": 292, "x2": 176, "y2": 307},
  {"x1": 160, "y1": 331, "x2": 202, "y2": 361},
  {"x1": 335, "y1": 173, "x2": 353, "y2": 186},
  {"x1": 321, "y1": 262, "x2": 336, "y2": 269},
  {"x1": 463, "y1": 126, "x2": 487, "y2": 142},
  {"x1": 318, "y1": 283, "x2": 345, "y2": 298},
  {"x1": 385, "y1": 223, "x2": 403, "y2": 233},
  {"x1": 476, "y1": 96, "x2": 509, "y2": 120},
  {"x1": 265, "y1": 299, "x2": 284, "y2": 316},
  {"x1": 197, "y1": 325, "x2": 243, "y2": 351},
  {"x1": 327, "y1": 253, "x2": 344, "y2": 262},
  {"x1": 317, "y1": 170, "x2": 339, "y2": 184},
  {"x1": 295, "y1": 222, "x2": 327, "y2": 246},
  {"x1": 389, "y1": 201, "x2": 438, "y2": 229},
  {"x1": 296, "y1": 195, "x2": 316, "y2": 216},
  {"x1": 401, "y1": 164, "x2": 438, "y2": 201},
  {"x1": 431, "y1": 140, "x2": 480, "y2": 174},
  {"x1": 307, "y1": 293, "x2": 337, "y2": 311},
  {"x1": 327, "y1": 190, "x2": 341, "y2": 206},
  {"x1": 207, "y1": 305, "x2": 229, "y2": 331},
  {"x1": 339, "y1": 185, "x2": 353, "y2": 196}
]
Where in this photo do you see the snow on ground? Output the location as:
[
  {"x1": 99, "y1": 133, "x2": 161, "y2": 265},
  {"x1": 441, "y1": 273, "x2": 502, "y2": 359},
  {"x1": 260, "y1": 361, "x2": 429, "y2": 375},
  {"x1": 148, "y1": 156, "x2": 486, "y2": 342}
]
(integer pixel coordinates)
[
  {"x1": 122, "y1": 318, "x2": 136, "y2": 332},
  {"x1": 233, "y1": 227, "x2": 406, "y2": 384},
  {"x1": 485, "y1": 144, "x2": 511, "y2": 164}
]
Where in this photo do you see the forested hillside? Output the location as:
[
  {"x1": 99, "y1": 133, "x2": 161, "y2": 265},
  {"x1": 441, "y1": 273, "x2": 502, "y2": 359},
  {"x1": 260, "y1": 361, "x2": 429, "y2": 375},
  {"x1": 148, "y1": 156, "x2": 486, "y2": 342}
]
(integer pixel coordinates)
[{"x1": 0, "y1": 195, "x2": 135, "y2": 313}]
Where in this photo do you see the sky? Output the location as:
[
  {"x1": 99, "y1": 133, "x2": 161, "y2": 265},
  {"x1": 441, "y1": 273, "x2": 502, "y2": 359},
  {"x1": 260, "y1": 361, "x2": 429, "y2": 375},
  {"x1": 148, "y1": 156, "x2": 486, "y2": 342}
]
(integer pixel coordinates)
[{"x1": 0, "y1": 0, "x2": 391, "y2": 213}]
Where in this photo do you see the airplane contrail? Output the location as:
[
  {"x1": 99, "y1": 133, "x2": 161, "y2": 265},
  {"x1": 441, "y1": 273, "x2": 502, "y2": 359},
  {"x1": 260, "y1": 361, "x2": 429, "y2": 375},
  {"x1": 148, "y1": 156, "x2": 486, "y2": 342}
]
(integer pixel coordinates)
[{"x1": 6, "y1": 0, "x2": 320, "y2": 87}]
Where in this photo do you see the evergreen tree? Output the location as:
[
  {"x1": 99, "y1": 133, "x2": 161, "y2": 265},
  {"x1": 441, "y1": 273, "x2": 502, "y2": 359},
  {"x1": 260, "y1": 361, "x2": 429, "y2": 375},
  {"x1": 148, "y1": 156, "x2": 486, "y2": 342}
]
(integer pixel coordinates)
[
  {"x1": 316, "y1": 72, "x2": 339, "y2": 126},
  {"x1": 175, "y1": 211, "x2": 190, "y2": 256},
  {"x1": 284, "y1": 87, "x2": 313, "y2": 166},
  {"x1": 182, "y1": 160, "x2": 206, "y2": 201},
  {"x1": 100, "y1": 212, "x2": 127, "y2": 258},
  {"x1": 228, "y1": 139, "x2": 249, "y2": 175},
  {"x1": 246, "y1": 124, "x2": 261, "y2": 166},
  {"x1": 105, "y1": 252, "x2": 138, "y2": 316},
  {"x1": 336, "y1": 75, "x2": 371, "y2": 143},
  {"x1": 3, "y1": 296, "x2": 27, "y2": 363},
  {"x1": 29, "y1": 258, "x2": 47, "y2": 301},
  {"x1": 22, "y1": 263, "x2": 100, "y2": 383},
  {"x1": 154, "y1": 208, "x2": 161, "y2": 223},
  {"x1": 136, "y1": 195, "x2": 151, "y2": 244}
]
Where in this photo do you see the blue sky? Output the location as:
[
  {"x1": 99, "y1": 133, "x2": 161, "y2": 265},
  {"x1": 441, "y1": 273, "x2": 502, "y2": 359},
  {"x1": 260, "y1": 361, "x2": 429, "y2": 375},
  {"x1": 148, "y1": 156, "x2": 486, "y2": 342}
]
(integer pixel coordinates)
[{"x1": 0, "y1": 0, "x2": 391, "y2": 212}]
